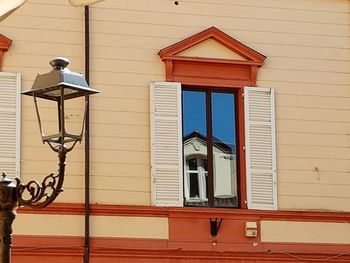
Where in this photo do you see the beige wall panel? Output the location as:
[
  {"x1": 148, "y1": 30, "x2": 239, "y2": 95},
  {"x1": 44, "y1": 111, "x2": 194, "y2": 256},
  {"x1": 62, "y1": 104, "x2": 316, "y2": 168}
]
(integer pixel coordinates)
[
  {"x1": 261, "y1": 221, "x2": 350, "y2": 244},
  {"x1": 89, "y1": 85, "x2": 149, "y2": 100},
  {"x1": 279, "y1": 182, "x2": 350, "y2": 199},
  {"x1": 91, "y1": 176, "x2": 150, "y2": 194},
  {"x1": 254, "y1": 44, "x2": 350, "y2": 61},
  {"x1": 13, "y1": 214, "x2": 84, "y2": 236},
  {"x1": 90, "y1": 124, "x2": 149, "y2": 139},
  {"x1": 278, "y1": 170, "x2": 350, "y2": 185},
  {"x1": 90, "y1": 163, "x2": 149, "y2": 178},
  {"x1": 258, "y1": 82, "x2": 349, "y2": 97},
  {"x1": 91, "y1": 97, "x2": 148, "y2": 113},
  {"x1": 277, "y1": 132, "x2": 350, "y2": 148},
  {"x1": 266, "y1": 58, "x2": 350, "y2": 73},
  {"x1": 259, "y1": 69, "x2": 350, "y2": 85},
  {"x1": 90, "y1": 149, "x2": 149, "y2": 165},
  {"x1": 277, "y1": 156, "x2": 348, "y2": 173},
  {"x1": 90, "y1": 137, "x2": 149, "y2": 152},
  {"x1": 276, "y1": 94, "x2": 350, "y2": 110},
  {"x1": 92, "y1": 4, "x2": 348, "y2": 27},
  {"x1": 278, "y1": 196, "x2": 350, "y2": 212},
  {"x1": 276, "y1": 107, "x2": 350, "y2": 123},
  {"x1": 90, "y1": 189, "x2": 150, "y2": 206},
  {"x1": 92, "y1": 59, "x2": 163, "y2": 75},
  {"x1": 91, "y1": 216, "x2": 168, "y2": 239},
  {"x1": 1, "y1": 0, "x2": 349, "y2": 211},
  {"x1": 278, "y1": 144, "x2": 350, "y2": 160},
  {"x1": 276, "y1": 119, "x2": 350, "y2": 135}
]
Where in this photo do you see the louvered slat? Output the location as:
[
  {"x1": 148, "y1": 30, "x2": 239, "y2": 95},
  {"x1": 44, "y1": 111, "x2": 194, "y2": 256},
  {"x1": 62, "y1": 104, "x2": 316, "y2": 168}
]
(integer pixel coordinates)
[
  {"x1": 0, "y1": 72, "x2": 21, "y2": 179},
  {"x1": 150, "y1": 82, "x2": 183, "y2": 206},
  {"x1": 245, "y1": 87, "x2": 277, "y2": 210}
]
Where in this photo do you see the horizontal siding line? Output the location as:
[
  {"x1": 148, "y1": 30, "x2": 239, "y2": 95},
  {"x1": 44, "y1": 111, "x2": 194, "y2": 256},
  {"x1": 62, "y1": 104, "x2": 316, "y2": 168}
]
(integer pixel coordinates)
[
  {"x1": 90, "y1": 188, "x2": 149, "y2": 193},
  {"x1": 92, "y1": 9, "x2": 350, "y2": 27},
  {"x1": 277, "y1": 155, "x2": 350, "y2": 161},
  {"x1": 169, "y1": 0, "x2": 350, "y2": 14},
  {"x1": 278, "y1": 168, "x2": 350, "y2": 174},
  {"x1": 89, "y1": 175, "x2": 149, "y2": 179},
  {"x1": 97, "y1": 3, "x2": 350, "y2": 16},
  {"x1": 279, "y1": 181, "x2": 350, "y2": 187},
  {"x1": 1, "y1": 25, "x2": 84, "y2": 34},
  {"x1": 276, "y1": 93, "x2": 350, "y2": 100},
  {"x1": 277, "y1": 143, "x2": 350, "y2": 149},
  {"x1": 277, "y1": 105, "x2": 350, "y2": 112},
  {"x1": 90, "y1": 14, "x2": 350, "y2": 29},
  {"x1": 268, "y1": 56, "x2": 350, "y2": 63},
  {"x1": 90, "y1": 161, "x2": 149, "y2": 165},
  {"x1": 266, "y1": 67, "x2": 350, "y2": 75},
  {"x1": 277, "y1": 105, "x2": 350, "y2": 111},
  {"x1": 13, "y1": 40, "x2": 83, "y2": 47},
  {"x1": 278, "y1": 194, "x2": 350, "y2": 199},
  {"x1": 12, "y1": 13, "x2": 81, "y2": 22},
  {"x1": 260, "y1": 79, "x2": 350, "y2": 86},
  {"x1": 258, "y1": 80, "x2": 349, "y2": 87},
  {"x1": 90, "y1": 24, "x2": 350, "y2": 39}
]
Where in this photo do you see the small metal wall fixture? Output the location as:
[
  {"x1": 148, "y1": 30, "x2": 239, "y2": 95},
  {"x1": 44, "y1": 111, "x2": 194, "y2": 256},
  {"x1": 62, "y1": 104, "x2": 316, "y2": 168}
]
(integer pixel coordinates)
[{"x1": 210, "y1": 217, "x2": 223, "y2": 237}]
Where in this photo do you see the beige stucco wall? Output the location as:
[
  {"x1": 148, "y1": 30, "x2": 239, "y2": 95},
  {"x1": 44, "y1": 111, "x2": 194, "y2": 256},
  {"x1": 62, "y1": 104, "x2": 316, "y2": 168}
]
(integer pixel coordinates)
[
  {"x1": 0, "y1": 0, "x2": 349, "y2": 219},
  {"x1": 261, "y1": 221, "x2": 350, "y2": 244}
]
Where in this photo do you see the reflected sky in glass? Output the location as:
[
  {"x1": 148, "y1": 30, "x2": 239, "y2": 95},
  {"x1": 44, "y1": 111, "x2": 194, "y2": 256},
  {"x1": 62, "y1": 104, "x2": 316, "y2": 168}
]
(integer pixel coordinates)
[
  {"x1": 212, "y1": 92, "x2": 236, "y2": 148},
  {"x1": 183, "y1": 90, "x2": 236, "y2": 147},
  {"x1": 183, "y1": 90, "x2": 206, "y2": 137}
]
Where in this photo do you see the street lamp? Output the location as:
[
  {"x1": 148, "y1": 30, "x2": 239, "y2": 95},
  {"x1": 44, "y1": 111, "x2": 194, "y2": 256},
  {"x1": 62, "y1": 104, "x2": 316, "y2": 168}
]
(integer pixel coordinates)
[{"x1": 0, "y1": 57, "x2": 99, "y2": 263}]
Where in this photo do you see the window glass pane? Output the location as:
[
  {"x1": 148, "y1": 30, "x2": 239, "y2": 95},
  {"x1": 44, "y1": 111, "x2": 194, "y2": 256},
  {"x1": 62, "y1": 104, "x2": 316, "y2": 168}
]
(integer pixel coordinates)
[
  {"x1": 212, "y1": 92, "x2": 238, "y2": 208},
  {"x1": 183, "y1": 91, "x2": 207, "y2": 206}
]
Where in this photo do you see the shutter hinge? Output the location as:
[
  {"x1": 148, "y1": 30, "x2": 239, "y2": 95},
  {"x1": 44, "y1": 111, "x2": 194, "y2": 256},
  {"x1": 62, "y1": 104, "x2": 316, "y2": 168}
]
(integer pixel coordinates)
[
  {"x1": 243, "y1": 146, "x2": 246, "y2": 151},
  {"x1": 242, "y1": 93, "x2": 245, "y2": 99}
]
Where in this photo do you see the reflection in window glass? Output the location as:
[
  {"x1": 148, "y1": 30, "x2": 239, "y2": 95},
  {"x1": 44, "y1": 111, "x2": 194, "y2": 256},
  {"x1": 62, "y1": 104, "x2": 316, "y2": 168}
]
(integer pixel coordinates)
[
  {"x1": 182, "y1": 89, "x2": 238, "y2": 208},
  {"x1": 212, "y1": 93, "x2": 238, "y2": 207},
  {"x1": 183, "y1": 91, "x2": 207, "y2": 206}
]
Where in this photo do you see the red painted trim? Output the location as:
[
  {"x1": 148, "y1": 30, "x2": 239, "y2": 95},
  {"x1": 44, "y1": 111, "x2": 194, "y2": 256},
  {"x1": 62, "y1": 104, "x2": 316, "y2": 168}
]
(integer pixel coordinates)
[
  {"x1": 18, "y1": 203, "x2": 350, "y2": 222},
  {"x1": 0, "y1": 34, "x2": 12, "y2": 71},
  {"x1": 12, "y1": 235, "x2": 350, "y2": 263}
]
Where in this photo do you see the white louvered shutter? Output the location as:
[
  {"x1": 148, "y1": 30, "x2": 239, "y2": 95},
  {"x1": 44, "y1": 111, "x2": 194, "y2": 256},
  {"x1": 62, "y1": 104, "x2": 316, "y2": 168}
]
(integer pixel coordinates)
[
  {"x1": 0, "y1": 72, "x2": 21, "y2": 179},
  {"x1": 150, "y1": 82, "x2": 183, "y2": 206},
  {"x1": 244, "y1": 87, "x2": 277, "y2": 210}
]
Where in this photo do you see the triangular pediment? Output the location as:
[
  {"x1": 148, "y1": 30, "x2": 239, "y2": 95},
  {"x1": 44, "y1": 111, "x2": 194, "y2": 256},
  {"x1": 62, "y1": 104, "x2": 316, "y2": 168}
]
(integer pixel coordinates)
[
  {"x1": 177, "y1": 38, "x2": 247, "y2": 61},
  {"x1": 159, "y1": 26, "x2": 265, "y2": 64}
]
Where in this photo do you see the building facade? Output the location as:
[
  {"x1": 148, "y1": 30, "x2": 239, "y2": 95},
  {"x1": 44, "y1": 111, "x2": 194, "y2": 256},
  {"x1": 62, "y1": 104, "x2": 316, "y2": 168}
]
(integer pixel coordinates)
[{"x1": 0, "y1": 0, "x2": 349, "y2": 262}]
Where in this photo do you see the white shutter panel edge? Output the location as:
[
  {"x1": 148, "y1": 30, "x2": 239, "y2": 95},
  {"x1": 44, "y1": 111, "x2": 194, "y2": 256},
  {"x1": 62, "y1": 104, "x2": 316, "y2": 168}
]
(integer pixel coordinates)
[
  {"x1": 150, "y1": 81, "x2": 183, "y2": 206},
  {"x1": 0, "y1": 72, "x2": 21, "y2": 179},
  {"x1": 244, "y1": 86, "x2": 277, "y2": 210}
]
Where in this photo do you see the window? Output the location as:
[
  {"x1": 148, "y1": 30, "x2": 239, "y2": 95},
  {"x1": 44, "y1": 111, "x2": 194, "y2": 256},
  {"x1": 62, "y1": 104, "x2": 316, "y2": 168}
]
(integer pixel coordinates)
[
  {"x1": 150, "y1": 82, "x2": 277, "y2": 210},
  {"x1": 182, "y1": 89, "x2": 238, "y2": 208},
  {"x1": 151, "y1": 27, "x2": 277, "y2": 210}
]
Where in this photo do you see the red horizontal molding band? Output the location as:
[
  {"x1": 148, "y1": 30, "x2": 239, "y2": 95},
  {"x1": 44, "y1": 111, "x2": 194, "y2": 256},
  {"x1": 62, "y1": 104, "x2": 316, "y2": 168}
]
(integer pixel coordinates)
[
  {"x1": 17, "y1": 203, "x2": 350, "y2": 222},
  {"x1": 12, "y1": 235, "x2": 350, "y2": 262}
]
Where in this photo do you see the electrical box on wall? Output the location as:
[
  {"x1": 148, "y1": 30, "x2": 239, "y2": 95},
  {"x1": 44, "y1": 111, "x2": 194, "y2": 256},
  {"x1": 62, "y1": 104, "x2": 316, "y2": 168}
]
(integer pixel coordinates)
[{"x1": 245, "y1": 222, "x2": 258, "y2": 237}]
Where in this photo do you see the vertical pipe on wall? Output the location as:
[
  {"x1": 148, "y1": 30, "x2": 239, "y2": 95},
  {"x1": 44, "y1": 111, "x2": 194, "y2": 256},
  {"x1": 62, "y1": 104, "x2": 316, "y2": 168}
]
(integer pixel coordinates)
[{"x1": 83, "y1": 5, "x2": 91, "y2": 263}]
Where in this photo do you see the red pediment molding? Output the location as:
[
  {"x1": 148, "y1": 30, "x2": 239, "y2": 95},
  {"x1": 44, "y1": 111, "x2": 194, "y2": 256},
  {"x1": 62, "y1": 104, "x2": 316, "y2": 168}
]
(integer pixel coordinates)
[
  {"x1": 0, "y1": 34, "x2": 12, "y2": 71},
  {"x1": 158, "y1": 26, "x2": 266, "y2": 87}
]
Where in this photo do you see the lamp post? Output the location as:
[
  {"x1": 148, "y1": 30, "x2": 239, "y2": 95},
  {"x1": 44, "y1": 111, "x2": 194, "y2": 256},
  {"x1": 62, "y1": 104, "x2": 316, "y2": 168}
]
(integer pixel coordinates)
[{"x1": 0, "y1": 57, "x2": 99, "y2": 263}]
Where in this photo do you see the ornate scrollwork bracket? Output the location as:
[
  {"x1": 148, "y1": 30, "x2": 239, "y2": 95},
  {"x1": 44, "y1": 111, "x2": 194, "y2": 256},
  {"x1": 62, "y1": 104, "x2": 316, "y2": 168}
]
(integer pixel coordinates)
[{"x1": 15, "y1": 144, "x2": 70, "y2": 209}]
